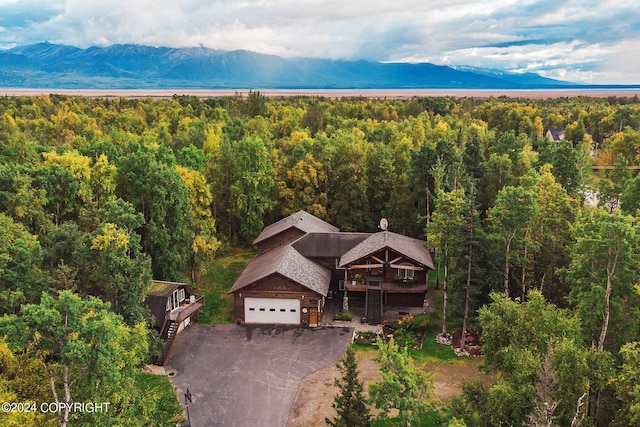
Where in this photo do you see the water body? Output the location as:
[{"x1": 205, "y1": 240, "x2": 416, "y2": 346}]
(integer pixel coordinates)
[{"x1": 2, "y1": 88, "x2": 640, "y2": 99}]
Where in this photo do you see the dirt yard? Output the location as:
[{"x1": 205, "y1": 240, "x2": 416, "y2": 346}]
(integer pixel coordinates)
[{"x1": 286, "y1": 348, "x2": 492, "y2": 426}]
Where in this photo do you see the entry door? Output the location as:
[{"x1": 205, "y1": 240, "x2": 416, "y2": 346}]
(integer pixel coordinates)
[
  {"x1": 309, "y1": 308, "x2": 318, "y2": 327},
  {"x1": 244, "y1": 297, "x2": 301, "y2": 324}
]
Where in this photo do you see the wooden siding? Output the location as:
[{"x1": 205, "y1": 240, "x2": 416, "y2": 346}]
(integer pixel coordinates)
[{"x1": 386, "y1": 292, "x2": 425, "y2": 307}]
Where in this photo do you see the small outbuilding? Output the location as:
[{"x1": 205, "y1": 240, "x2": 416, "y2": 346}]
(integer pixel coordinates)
[{"x1": 144, "y1": 280, "x2": 204, "y2": 365}]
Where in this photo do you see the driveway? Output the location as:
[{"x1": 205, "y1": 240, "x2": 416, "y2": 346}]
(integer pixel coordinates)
[{"x1": 164, "y1": 324, "x2": 354, "y2": 427}]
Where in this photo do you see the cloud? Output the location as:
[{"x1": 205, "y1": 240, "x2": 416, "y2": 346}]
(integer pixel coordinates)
[{"x1": 0, "y1": 0, "x2": 639, "y2": 83}]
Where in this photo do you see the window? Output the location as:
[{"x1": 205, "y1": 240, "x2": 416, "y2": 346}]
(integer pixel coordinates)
[
  {"x1": 290, "y1": 309, "x2": 297, "y2": 312},
  {"x1": 270, "y1": 308, "x2": 276, "y2": 312},
  {"x1": 280, "y1": 309, "x2": 286, "y2": 312},
  {"x1": 259, "y1": 308, "x2": 265, "y2": 312},
  {"x1": 397, "y1": 264, "x2": 415, "y2": 280},
  {"x1": 249, "y1": 308, "x2": 255, "y2": 311},
  {"x1": 169, "y1": 288, "x2": 186, "y2": 311}
]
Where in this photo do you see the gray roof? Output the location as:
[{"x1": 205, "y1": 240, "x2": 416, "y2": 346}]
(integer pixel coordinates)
[
  {"x1": 253, "y1": 210, "x2": 339, "y2": 245},
  {"x1": 546, "y1": 128, "x2": 565, "y2": 142},
  {"x1": 229, "y1": 244, "x2": 331, "y2": 296},
  {"x1": 338, "y1": 231, "x2": 434, "y2": 269},
  {"x1": 292, "y1": 232, "x2": 371, "y2": 258}
]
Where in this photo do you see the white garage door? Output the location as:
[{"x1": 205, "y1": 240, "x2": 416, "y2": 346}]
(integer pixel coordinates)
[{"x1": 244, "y1": 297, "x2": 301, "y2": 324}]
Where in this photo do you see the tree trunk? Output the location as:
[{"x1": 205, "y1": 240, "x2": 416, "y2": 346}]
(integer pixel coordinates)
[
  {"x1": 598, "y1": 274, "x2": 613, "y2": 353},
  {"x1": 504, "y1": 238, "x2": 512, "y2": 298},
  {"x1": 62, "y1": 365, "x2": 71, "y2": 427},
  {"x1": 460, "y1": 242, "x2": 472, "y2": 351},
  {"x1": 442, "y1": 245, "x2": 448, "y2": 335},
  {"x1": 570, "y1": 391, "x2": 589, "y2": 427},
  {"x1": 598, "y1": 248, "x2": 619, "y2": 353},
  {"x1": 521, "y1": 241, "x2": 528, "y2": 302}
]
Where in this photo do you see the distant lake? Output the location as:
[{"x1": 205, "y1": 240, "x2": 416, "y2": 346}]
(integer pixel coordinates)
[{"x1": 2, "y1": 88, "x2": 640, "y2": 99}]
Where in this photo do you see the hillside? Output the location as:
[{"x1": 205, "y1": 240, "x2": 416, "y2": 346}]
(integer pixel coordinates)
[{"x1": 0, "y1": 42, "x2": 574, "y2": 89}]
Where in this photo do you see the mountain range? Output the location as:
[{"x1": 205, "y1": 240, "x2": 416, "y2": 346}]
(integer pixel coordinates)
[{"x1": 0, "y1": 42, "x2": 578, "y2": 89}]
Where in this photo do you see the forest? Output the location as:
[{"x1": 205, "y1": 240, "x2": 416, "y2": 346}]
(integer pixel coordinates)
[{"x1": 0, "y1": 92, "x2": 639, "y2": 426}]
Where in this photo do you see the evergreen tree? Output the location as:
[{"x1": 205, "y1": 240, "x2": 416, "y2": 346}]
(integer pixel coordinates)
[{"x1": 326, "y1": 347, "x2": 371, "y2": 427}]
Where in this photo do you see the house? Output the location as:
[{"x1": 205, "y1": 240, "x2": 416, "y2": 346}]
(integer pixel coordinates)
[
  {"x1": 144, "y1": 280, "x2": 204, "y2": 365},
  {"x1": 229, "y1": 211, "x2": 434, "y2": 326},
  {"x1": 546, "y1": 128, "x2": 565, "y2": 143}
]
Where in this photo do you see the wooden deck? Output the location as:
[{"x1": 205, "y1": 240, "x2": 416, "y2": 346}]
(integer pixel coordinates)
[
  {"x1": 345, "y1": 281, "x2": 427, "y2": 293},
  {"x1": 169, "y1": 295, "x2": 204, "y2": 323}
]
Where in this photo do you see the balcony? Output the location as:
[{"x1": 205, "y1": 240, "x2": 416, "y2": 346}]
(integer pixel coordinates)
[
  {"x1": 169, "y1": 294, "x2": 204, "y2": 323},
  {"x1": 344, "y1": 277, "x2": 426, "y2": 294}
]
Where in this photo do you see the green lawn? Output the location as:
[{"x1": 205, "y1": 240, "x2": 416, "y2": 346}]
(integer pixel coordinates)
[
  {"x1": 194, "y1": 249, "x2": 255, "y2": 324},
  {"x1": 411, "y1": 326, "x2": 458, "y2": 363},
  {"x1": 412, "y1": 288, "x2": 458, "y2": 363},
  {"x1": 135, "y1": 372, "x2": 185, "y2": 426}
]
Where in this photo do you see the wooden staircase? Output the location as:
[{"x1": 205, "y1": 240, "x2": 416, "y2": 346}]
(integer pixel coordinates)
[
  {"x1": 155, "y1": 319, "x2": 178, "y2": 366},
  {"x1": 366, "y1": 288, "x2": 382, "y2": 325}
]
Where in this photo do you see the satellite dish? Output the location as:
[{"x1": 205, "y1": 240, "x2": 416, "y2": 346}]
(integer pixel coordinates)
[{"x1": 379, "y1": 218, "x2": 388, "y2": 231}]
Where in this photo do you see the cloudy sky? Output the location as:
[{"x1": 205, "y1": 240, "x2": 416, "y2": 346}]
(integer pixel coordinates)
[{"x1": 1, "y1": 0, "x2": 639, "y2": 84}]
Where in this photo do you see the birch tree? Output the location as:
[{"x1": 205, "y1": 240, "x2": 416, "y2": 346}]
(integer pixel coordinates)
[
  {"x1": 427, "y1": 188, "x2": 465, "y2": 335},
  {"x1": 0, "y1": 291, "x2": 149, "y2": 427},
  {"x1": 487, "y1": 185, "x2": 538, "y2": 298},
  {"x1": 567, "y1": 208, "x2": 639, "y2": 353}
]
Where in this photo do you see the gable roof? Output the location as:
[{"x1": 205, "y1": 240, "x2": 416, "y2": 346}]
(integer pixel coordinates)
[
  {"x1": 146, "y1": 280, "x2": 185, "y2": 297},
  {"x1": 253, "y1": 210, "x2": 339, "y2": 245},
  {"x1": 338, "y1": 231, "x2": 434, "y2": 269},
  {"x1": 292, "y1": 232, "x2": 370, "y2": 258},
  {"x1": 546, "y1": 128, "x2": 565, "y2": 142},
  {"x1": 229, "y1": 244, "x2": 331, "y2": 296}
]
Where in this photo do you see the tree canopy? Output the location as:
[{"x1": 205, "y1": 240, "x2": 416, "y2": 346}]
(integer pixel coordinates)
[{"x1": 0, "y1": 93, "x2": 639, "y2": 425}]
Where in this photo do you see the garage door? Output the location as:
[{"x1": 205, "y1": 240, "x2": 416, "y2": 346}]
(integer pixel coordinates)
[{"x1": 244, "y1": 297, "x2": 301, "y2": 324}]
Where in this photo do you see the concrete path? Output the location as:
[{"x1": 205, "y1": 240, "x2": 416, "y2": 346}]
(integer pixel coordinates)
[{"x1": 165, "y1": 324, "x2": 353, "y2": 427}]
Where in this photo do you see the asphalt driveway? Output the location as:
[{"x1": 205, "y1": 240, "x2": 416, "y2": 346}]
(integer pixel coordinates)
[{"x1": 164, "y1": 324, "x2": 354, "y2": 427}]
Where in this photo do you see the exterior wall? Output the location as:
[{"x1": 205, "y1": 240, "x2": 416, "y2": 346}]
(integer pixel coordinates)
[
  {"x1": 232, "y1": 274, "x2": 323, "y2": 325},
  {"x1": 385, "y1": 292, "x2": 425, "y2": 307},
  {"x1": 255, "y1": 229, "x2": 305, "y2": 255}
]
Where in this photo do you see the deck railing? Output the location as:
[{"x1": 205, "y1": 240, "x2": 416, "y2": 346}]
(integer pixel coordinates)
[{"x1": 175, "y1": 294, "x2": 204, "y2": 324}]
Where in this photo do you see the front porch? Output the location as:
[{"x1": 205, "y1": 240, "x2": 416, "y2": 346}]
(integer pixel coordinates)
[{"x1": 322, "y1": 289, "x2": 428, "y2": 328}]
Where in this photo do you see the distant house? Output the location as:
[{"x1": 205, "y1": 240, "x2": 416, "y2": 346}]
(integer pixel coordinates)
[
  {"x1": 229, "y1": 211, "x2": 434, "y2": 326},
  {"x1": 144, "y1": 280, "x2": 204, "y2": 365},
  {"x1": 546, "y1": 126, "x2": 597, "y2": 154},
  {"x1": 546, "y1": 128, "x2": 565, "y2": 143}
]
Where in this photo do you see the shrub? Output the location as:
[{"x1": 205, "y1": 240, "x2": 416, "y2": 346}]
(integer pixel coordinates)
[{"x1": 334, "y1": 312, "x2": 353, "y2": 321}]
